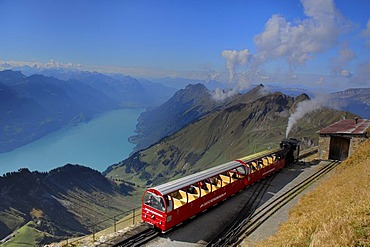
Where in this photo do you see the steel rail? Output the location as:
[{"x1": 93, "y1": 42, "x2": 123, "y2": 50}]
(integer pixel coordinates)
[
  {"x1": 112, "y1": 228, "x2": 159, "y2": 247},
  {"x1": 206, "y1": 173, "x2": 277, "y2": 247}
]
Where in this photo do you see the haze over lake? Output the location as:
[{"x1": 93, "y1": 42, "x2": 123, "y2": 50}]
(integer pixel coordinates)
[{"x1": 0, "y1": 108, "x2": 143, "y2": 175}]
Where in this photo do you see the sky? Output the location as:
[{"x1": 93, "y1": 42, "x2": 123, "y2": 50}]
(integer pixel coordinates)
[{"x1": 0, "y1": 0, "x2": 369, "y2": 91}]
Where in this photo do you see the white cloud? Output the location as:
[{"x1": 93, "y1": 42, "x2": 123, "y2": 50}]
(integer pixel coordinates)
[
  {"x1": 0, "y1": 59, "x2": 82, "y2": 70},
  {"x1": 331, "y1": 43, "x2": 356, "y2": 75},
  {"x1": 316, "y1": 76, "x2": 325, "y2": 85},
  {"x1": 211, "y1": 87, "x2": 239, "y2": 102},
  {"x1": 254, "y1": 0, "x2": 346, "y2": 66},
  {"x1": 221, "y1": 49, "x2": 252, "y2": 82},
  {"x1": 218, "y1": 0, "x2": 355, "y2": 100}
]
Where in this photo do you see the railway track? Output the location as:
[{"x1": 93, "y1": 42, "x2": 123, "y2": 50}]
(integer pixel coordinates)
[
  {"x1": 206, "y1": 173, "x2": 277, "y2": 247},
  {"x1": 112, "y1": 228, "x2": 158, "y2": 247},
  {"x1": 102, "y1": 146, "x2": 320, "y2": 247},
  {"x1": 208, "y1": 159, "x2": 341, "y2": 247}
]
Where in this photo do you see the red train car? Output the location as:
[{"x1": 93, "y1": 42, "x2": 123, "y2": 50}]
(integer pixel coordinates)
[{"x1": 142, "y1": 139, "x2": 299, "y2": 232}]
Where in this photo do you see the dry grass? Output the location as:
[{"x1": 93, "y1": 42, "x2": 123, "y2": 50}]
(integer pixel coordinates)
[
  {"x1": 30, "y1": 208, "x2": 44, "y2": 219},
  {"x1": 257, "y1": 139, "x2": 370, "y2": 247}
]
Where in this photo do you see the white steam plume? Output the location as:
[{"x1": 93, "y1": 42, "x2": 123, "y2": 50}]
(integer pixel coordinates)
[{"x1": 286, "y1": 97, "x2": 327, "y2": 138}]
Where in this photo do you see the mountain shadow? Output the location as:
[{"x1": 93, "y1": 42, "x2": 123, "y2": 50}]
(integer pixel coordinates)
[{"x1": 0, "y1": 165, "x2": 136, "y2": 244}]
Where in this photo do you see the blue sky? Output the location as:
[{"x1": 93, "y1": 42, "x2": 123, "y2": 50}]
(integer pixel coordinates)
[{"x1": 0, "y1": 0, "x2": 369, "y2": 90}]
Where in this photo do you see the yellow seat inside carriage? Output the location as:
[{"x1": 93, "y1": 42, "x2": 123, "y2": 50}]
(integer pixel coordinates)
[
  {"x1": 262, "y1": 158, "x2": 270, "y2": 167},
  {"x1": 267, "y1": 156, "x2": 273, "y2": 164},
  {"x1": 187, "y1": 188, "x2": 200, "y2": 202},
  {"x1": 220, "y1": 174, "x2": 230, "y2": 186},
  {"x1": 250, "y1": 162, "x2": 258, "y2": 172},
  {"x1": 229, "y1": 170, "x2": 244, "y2": 182},
  {"x1": 173, "y1": 197, "x2": 185, "y2": 209},
  {"x1": 194, "y1": 186, "x2": 211, "y2": 197},
  {"x1": 206, "y1": 183, "x2": 213, "y2": 192},
  {"x1": 171, "y1": 190, "x2": 188, "y2": 209}
]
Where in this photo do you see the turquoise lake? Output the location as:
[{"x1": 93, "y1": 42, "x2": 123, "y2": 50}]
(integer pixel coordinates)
[{"x1": 0, "y1": 108, "x2": 144, "y2": 175}]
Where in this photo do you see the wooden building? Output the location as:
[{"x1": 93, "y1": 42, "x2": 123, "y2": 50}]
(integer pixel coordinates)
[{"x1": 317, "y1": 118, "x2": 370, "y2": 160}]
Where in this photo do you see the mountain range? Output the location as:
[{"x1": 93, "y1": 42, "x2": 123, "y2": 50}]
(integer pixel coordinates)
[
  {"x1": 105, "y1": 85, "x2": 356, "y2": 187},
  {"x1": 129, "y1": 83, "x2": 225, "y2": 152},
  {"x1": 0, "y1": 70, "x2": 176, "y2": 153},
  {"x1": 330, "y1": 88, "x2": 370, "y2": 119},
  {"x1": 129, "y1": 83, "x2": 369, "y2": 154}
]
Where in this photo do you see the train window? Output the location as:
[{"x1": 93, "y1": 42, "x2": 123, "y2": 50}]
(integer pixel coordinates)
[
  {"x1": 257, "y1": 160, "x2": 263, "y2": 168},
  {"x1": 236, "y1": 166, "x2": 246, "y2": 176},
  {"x1": 251, "y1": 162, "x2": 258, "y2": 170},
  {"x1": 187, "y1": 185, "x2": 196, "y2": 194},
  {"x1": 171, "y1": 191, "x2": 180, "y2": 199},
  {"x1": 231, "y1": 167, "x2": 246, "y2": 178},
  {"x1": 165, "y1": 195, "x2": 173, "y2": 212},
  {"x1": 209, "y1": 176, "x2": 221, "y2": 190},
  {"x1": 199, "y1": 180, "x2": 208, "y2": 191},
  {"x1": 144, "y1": 192, "x2": 165, "y2": 212},
  {"x1": 210, "y1": 176, "x2": 218, "y2": 185}
]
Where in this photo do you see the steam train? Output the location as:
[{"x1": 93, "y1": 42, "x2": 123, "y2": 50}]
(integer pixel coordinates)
[{"x1": 141, "y1": 138, "x2": 300, "y2": 232}]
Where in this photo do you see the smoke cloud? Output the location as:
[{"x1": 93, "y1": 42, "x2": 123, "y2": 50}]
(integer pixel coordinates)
[{"x1": 285, "y1": 97, "x2": 327, "y2": 138}]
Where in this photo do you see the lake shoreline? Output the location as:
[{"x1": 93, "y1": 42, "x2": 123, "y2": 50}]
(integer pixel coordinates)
[{"x1": 0, "y1": 108, "x2": 144, "y2": 176}]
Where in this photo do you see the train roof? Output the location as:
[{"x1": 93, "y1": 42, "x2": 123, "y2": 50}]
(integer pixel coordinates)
[{"x1": 149, "y1": 148, "x2": 282, "y2": 196}]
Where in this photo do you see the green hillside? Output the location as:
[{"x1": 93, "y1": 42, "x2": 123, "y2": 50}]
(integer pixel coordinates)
[
  {"x1": 0, "y1": 165, "x2": 142, "y2": 245},
  {"x1": 106, "y1": 90, "x2": 356, "y2": 188}
]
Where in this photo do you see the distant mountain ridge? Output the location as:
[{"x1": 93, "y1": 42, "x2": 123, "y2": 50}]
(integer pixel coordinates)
[
  {"x1": 9, "y1": 67, "x2": 178, "y2": 107},
  {"x1": 330, "y1": 88, "x2": 370, "y2": 118},
  {"x1": 0, "y1": 69, "x2": 176, "y2": 154}
]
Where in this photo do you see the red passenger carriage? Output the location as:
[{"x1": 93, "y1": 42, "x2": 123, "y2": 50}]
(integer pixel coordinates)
[{"x1": 142, "y1": 139, "x2": 299, "y2": 232}]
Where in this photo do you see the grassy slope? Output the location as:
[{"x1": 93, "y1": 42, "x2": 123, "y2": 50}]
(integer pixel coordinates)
[
  {"x1": 106, "y1": 92, "x2": 355, "y2": 187},
  {"x1": 1, "y1": 188, "x2": 144, "y2": 246},
  {"x1": 3, "y1": 221, "x2": 44, "y2": 247},
  {"x1": 258, "y1": 139, "x2": 370, "y2": 246},
  {"x1": 0, "y1": 165, "x2": 143, "y2": 245}
]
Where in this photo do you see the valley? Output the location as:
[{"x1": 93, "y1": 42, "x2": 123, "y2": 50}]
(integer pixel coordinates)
[{"x1": 0, "y1": 68, "x2": 369, "y2": 246}]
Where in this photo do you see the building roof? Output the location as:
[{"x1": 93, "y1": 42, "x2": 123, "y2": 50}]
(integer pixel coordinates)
[{"x1": 318, "y1": 119, "x2": 370, "y2": 135}]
